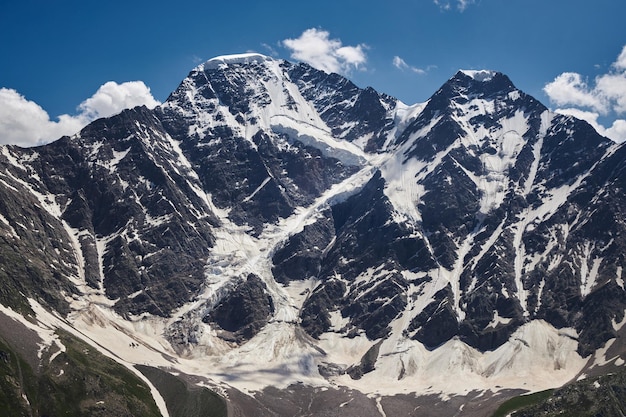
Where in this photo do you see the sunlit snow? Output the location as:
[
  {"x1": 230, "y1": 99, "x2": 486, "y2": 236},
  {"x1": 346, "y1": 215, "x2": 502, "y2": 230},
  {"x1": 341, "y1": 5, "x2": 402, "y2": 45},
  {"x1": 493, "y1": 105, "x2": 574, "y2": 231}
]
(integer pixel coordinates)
[{"x1": 1, "y1": 55, "x2": 622, "y2": 410}]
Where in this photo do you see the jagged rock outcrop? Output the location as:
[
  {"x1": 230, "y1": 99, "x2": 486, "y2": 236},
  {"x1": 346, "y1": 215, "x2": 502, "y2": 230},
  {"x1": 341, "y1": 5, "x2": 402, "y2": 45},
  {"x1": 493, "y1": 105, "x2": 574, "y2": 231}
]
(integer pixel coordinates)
[{"x1": 1, "y1": 55, "x2": 626, "y2": 413}]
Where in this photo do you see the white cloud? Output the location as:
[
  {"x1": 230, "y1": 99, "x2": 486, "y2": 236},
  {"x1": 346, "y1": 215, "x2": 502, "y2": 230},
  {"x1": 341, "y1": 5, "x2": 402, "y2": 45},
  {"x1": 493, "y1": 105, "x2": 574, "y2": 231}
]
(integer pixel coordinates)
[
  {"x1": 393, "y1": 56, "x2": 407, "y2": 69},
  {"x1": 544, "y1": 45, "x2": 626, "y2": 142},
  {"x1": 615, "y1": 45, "x2": 626, "y2": 71},
  {"x1": 0, "y1": 88, "x2": 81, "y2": 147},
  {"x1": 0, "y1": 81, "x2": 160, "y2": 147},
  {"x1": 543, "y1": 73, "x2": 606, "y2": 112},
  {"x1": 78, "y1": 81, "x2": 160, "y2": 120},
  {"x1": 434, "y1": 0, "x2": 475, "y2": 11},
  {"x1": 393, "y1": 56, "x2": 426, "y2": 75},
  {"x1": 607, "y1": 119, "x2": 626, "y2": 142},
  {"x1": 261, "y1": 43, "x2": 279, "y2": 57},
  {"x1": 596, "y1": 72, "x2": 626, "y2": 114},
  {"x1": 282, "y1": 28, "x2": 367, "y2": 74}
]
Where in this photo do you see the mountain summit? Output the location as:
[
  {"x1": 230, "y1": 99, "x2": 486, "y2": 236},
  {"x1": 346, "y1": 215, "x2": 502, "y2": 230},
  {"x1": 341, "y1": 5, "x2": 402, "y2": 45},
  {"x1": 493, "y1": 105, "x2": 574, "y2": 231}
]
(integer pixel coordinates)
[{"x1": 1, "y1": 54, "x2": 626, "y2": 416}]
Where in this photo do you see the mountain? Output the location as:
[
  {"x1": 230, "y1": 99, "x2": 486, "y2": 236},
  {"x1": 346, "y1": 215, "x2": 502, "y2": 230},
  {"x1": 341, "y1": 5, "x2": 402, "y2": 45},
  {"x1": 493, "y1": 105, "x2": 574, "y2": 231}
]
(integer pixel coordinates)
[{"x1": 1, "y1": 53, "x2": 626, "y2": 416}]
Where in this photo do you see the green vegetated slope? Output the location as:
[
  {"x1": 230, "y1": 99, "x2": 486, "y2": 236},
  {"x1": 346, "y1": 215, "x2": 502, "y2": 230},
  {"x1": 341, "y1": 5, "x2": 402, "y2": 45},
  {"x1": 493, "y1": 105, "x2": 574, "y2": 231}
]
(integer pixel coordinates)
[
  {"x1": 491, "y1": 390, "x2": 554, "y2": 417},
  {"x1": 136, "y1": 365, "x2": 228, "y2": 417},
  {"x1": 0, "y1": 336, "x2": 38, "y2": 416},
  {"x1": 493, "y1": 369, "x2": 626, "y2": 417},
  {"x1": 0, "y1": 330, "x2": 162, "y2": 417}
]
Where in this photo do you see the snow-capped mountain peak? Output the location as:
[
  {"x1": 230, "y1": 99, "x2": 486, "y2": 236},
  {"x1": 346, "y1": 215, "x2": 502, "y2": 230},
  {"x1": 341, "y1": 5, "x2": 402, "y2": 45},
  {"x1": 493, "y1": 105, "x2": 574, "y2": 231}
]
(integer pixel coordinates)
[
  {"x1": 202, "y1": 52, "x2": 273, "y2": 70},
  {"x1": 459, "y1": 69, "x2": 498, "y2": 82},
  {"x1": 1, "y1": 54, "x2": 626, "y2": 416}
]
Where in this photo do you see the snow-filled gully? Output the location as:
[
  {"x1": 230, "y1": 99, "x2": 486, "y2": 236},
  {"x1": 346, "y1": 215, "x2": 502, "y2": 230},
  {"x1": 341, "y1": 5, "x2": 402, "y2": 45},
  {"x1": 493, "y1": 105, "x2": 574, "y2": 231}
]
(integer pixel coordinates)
[{"x1": 8, "y1": 61, "x2": 623, "y2": 412}]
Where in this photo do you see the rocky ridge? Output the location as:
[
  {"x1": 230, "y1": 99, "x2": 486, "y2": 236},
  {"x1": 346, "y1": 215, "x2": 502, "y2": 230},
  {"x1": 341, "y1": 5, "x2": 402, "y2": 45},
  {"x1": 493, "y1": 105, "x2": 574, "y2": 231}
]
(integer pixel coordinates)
[{"x1": 1, "y1": 53, "x2": 626, "y2": 415}]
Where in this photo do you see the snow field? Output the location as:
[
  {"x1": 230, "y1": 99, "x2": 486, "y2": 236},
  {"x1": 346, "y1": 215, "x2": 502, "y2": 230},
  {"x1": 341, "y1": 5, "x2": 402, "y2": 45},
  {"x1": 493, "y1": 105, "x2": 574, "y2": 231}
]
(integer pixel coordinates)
[
  {"x1": 3, "y1": 55, "x2": 625, "y2": 407},
  {"x1": 335, "y1": 320, "x2": 586, "y2": 396}
]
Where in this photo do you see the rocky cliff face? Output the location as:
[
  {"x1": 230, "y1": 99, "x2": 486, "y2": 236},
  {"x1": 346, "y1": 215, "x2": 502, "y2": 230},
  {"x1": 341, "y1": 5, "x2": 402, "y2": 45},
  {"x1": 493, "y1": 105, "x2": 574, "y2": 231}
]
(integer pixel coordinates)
[
  {"x1": 289, "y1": 69, "x2": 626, "y2": 357},
  {"x1": 1, "y1": 54, "x2": 626, "y2": 414}
]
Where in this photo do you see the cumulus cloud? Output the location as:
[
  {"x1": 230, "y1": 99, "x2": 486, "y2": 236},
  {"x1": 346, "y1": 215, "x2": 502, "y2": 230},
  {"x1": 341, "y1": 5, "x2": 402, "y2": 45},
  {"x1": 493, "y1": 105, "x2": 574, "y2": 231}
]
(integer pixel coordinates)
[
  {"x1": 615, "y1": 46, "x2": 626, "y2": 71},
  {"x1": 0, "y1": 88, "x2": 82, "y2": 147},
  {"x1": 0, "y1": 81, "x2": 160, "y2": 147},
  {"x1": 434, "y1": 0, "x2": 476, "y2": 11},
  {"x1": 543, "y1": 73, "x2": 606, "y2": 112},
  {"x1": 282, "y1": 28, "x2": 367, "y2": 74},
  {"x1": 393, "y1": 56, "x2": 426, "y2": 74},
  {"x1": 544, "y1": 45, "x2": 626, "y2": 142},
  {"x1": 77, "y1": 81, "x2": 160, "y2": 121}
]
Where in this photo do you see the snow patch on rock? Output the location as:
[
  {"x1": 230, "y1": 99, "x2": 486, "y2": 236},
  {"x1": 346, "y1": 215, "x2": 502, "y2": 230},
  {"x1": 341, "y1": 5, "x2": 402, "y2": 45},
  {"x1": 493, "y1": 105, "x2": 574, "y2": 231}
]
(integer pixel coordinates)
[{"x1": 460, "y1": 69, "x2": 498, "y2": 82}]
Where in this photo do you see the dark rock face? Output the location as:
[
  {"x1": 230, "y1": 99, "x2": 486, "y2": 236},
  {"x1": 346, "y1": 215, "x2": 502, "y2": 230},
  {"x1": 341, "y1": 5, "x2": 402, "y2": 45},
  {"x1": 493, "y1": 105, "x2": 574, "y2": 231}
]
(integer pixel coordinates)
[
  {"x1": 298, "y1": 172, "x2": 435, "y2": 341},
  {"x1": 0, "y1": 165, "x2": 78, "y2": 315},
  {"x1": 287, "y1": 64, "x2": 398, "y2": 151},
  {"x1": 341, "y1": 273, "x2": 408, "y2": 340},
  {"x1": 300, "y1": 279, "x2": 347, "y2": 338},
  {"x1": 0, "y1": 107, "x2": 219, "y2": 317},
  {"x1": 157, "y1": 60, "x2": 363, "y2": 235},
  {"x1": 204, "y1": 274, "x2": 274, "y2": 342},
  {"x1": 1, "y1": 55, "x2": 625, "y2": 391},
  {"x1": 408, "y1": 285, "x2": 459, "y2": 349},
  {"x1": 54, "y1": 108, "x2": 217, "y2": 317},
  {"x1": 296, "y1": 68, "x2": 626, "y2": 358},
  {"x1": 272, "y1": 211, "x2": 335, "y2": 284},
  {"x1": 346, "y1": 340, "x2": 383, "y2": 379},
  {"x1": 533, "y1": 143, "x2": 626, "y2": 356}
]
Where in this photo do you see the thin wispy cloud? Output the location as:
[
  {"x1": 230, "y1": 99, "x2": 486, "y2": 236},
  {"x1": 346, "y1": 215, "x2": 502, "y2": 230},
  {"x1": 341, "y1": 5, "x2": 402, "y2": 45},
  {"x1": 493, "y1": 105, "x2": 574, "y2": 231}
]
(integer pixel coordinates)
[
  {"x1": 434, "y1": 0, "x2": 476, "y2": 12},
  {"x1": 282, "y1": 28, "x2": 367, "y2": 74},
  {"x1": 393, "y1": 56, "x2": 426, "y2": 74},
  {"x1": 261, "y1": 43, "x2": 279, "y2": 57},
  {"x1": 0, "y1": 81, "x2": 160, "y2": 147},
  {"x1": 544, "y1": 45, "x2": 626, "y2": 142}
]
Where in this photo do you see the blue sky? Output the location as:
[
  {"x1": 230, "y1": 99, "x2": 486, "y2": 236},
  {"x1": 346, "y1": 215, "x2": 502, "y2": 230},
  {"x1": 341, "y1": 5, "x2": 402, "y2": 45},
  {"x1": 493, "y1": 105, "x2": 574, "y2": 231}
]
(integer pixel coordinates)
[{"x1": 1, "y1": 0, "x2": 625, "y2": 146}]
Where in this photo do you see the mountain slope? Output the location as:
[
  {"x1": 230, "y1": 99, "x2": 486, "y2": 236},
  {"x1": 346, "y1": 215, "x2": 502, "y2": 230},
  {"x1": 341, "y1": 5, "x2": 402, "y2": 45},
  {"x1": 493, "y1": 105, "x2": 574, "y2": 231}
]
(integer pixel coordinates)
[
  {"x1": 1, "y1": 53, "x2": 625, "y2": 415},
  {"x1": 297, "y1": 69, "x2": 624, "y2": 357}
]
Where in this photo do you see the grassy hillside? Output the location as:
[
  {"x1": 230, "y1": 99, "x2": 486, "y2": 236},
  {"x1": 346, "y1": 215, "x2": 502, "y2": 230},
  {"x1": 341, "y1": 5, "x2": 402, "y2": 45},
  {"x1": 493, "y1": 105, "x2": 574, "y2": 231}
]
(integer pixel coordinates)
[
  {"x1": 137, "y1": 365, "x2": 227, "y2": 417},
  {"x1": 0, "y1": 330, "x2": 162, "y2": 417},
  {"x1": 493, "y1": 369, "x2": 626, "y2": 417}
]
